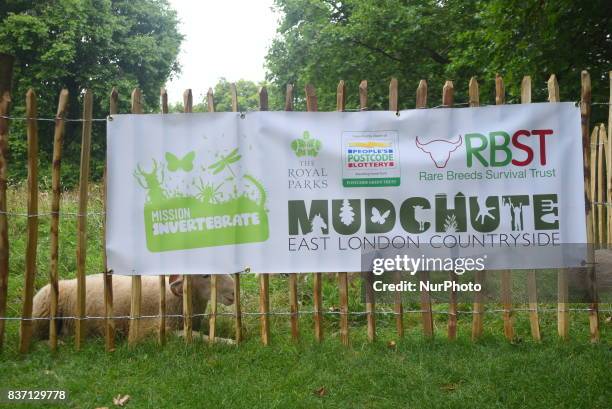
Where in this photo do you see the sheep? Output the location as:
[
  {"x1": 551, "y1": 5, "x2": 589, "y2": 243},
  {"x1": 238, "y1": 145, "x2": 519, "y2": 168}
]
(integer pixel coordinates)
[{"x1": 31, "y1": 273, "x2": 235, "y2": 343}]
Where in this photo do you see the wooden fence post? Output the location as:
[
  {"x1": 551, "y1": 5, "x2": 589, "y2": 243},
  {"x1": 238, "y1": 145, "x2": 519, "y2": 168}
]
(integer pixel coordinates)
[
  {"x1": 75, "y1": 89, "x2": 93, "y2": 350},
  {"x1": 548, "y1": 74, "x2": 570, "y2": 339},
  {"x1": 230, "y1": 83, "x2": 242, "y2": 343},
  {"x1": 389, "y1": 77, "x2": 398, "y2": 112},
  {"x1": 285, "y1": 83, "x2": 294, "y2": 111},
  {"x1": 181, "y1": 89, "x2": 194, "y2": 344},
  {"x1": 336, "y1": 80, "x2": 350, "y2": 346},
  {"x1": 207, "y1": 87, "x2": 215, "y2": 112},
  {"x1": 469, "y1": 77, "x2": 485, "y2": 341},
  {"x1": 389, "y1": 77, "x2": 404, "y2": 339},
  {"x1": 128, "y1": 88, "x2": 143, "y2": 347},
  {"x1": 19, "y1": 89, "x2": 39, "y2": 353},
  {"x1": 580, "y1": 71, "x2": 599, "y2": 342},
  {"x1": 360, "y1": 80, "x2": 375, "y2": 342},
  {"x1": 231, "y1": 83, "x2": 239, "y2": 113},
  {"x1": 442, "y1": 80, "x2": 458, "y2": 341},
  {"x1": 0, "y1": 53, "x2": 13, "y2": 350},
  {"x1": 104, "y1": 88, "x2": 118, "y2": 352},
  {"x1": 521, "y1": 76, "x2": 541, "y2": 342},
  {"x1": 495, "y1": 75, "x2": 514, "y2": 341},
  {"x1": 305, "y1": 83, "x2": 323, "y2": 343},
  {"x1": 259, "y1": 86, "x2": 271, "y2": 346},
  {"x1": 287, "y1": 83, "x2": 300, "y2": 343},
  {"x1": 207, "y1": 88, "x2": 218, "y2": 344},
  {"x1": 359, "y1": 80, "x2": 368, "y2": 110},
  {"x1": 49, "y1": 89, "x2": 68, "y2": 351},
  {"x1": 158, "y1": 87, "x2": 168, "y2": 346},
  {"x1": 597, "y1": 123, "x2": 608, "y2": 242},
  {"x1": 416, "y1": 80, "x2": 434, "y2": 339},
  {"x1": 608, "y1": 71, "x2": 612, "y2": 245}
]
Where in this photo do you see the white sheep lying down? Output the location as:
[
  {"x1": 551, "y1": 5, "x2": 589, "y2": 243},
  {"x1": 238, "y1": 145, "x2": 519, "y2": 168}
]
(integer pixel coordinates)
[{"x1": 31, "y1": 273, "x2": 235, "y2": 342}]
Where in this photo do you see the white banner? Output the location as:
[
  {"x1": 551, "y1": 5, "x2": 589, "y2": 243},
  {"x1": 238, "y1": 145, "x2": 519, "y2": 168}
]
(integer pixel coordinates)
[{"x1": 106, "y1": 103, "x2": 586, "y2": 275}]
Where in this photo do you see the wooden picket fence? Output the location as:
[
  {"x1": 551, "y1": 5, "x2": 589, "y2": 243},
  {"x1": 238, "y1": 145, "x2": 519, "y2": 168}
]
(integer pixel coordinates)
[{"x1": 0, "y1": 69, "x2": 609, "y2": 354}]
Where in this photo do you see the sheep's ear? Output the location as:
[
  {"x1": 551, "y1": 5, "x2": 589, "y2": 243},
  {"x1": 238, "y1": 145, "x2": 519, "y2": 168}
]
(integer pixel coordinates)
[{"x1": 169, "y1": 275, "x2": 183, "y2": 297}]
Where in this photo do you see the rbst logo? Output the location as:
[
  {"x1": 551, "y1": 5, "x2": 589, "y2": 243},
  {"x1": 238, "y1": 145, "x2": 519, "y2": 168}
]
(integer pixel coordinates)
[
  {"x1": 415, "y1": 135, "x2": 463, "y2": 168},
  {"x1": 465, "y1": 129, "x2": 554, "y2": 167}
]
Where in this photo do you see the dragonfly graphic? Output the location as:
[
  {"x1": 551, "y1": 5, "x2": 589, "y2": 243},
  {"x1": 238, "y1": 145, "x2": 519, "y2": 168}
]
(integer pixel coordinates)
[{"x1": 208, "y1": 148, "x2": 241, "y2": 177}]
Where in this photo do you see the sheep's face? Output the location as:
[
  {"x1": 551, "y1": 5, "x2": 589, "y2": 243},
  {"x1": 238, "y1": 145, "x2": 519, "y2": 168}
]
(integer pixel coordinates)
[{"x1": 169, "y1": 274, "x2": 235, "y2": 305}]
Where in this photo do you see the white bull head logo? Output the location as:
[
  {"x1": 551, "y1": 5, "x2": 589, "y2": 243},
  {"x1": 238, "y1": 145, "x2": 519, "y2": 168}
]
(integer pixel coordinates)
[{"x1": 415, "y1": 135, "x2": 463, "y2": 168}]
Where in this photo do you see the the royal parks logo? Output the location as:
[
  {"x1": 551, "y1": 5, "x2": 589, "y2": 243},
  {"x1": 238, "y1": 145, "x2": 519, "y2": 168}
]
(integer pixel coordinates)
[
  {"x1": 134, "y1": 148, "x2": 269, "y2": 252},
  {"x1": 288, "y1": 130, "x2": 328, "y2": 190},
  {"x1": 291, "y1": 131, "x2": 321, "y2": 157}
]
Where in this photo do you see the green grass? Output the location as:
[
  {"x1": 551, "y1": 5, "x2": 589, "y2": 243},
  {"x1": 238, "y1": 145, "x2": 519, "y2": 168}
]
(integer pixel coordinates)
[{"x1": 0, "y1": 185, "x2": 611, "y2": 408}]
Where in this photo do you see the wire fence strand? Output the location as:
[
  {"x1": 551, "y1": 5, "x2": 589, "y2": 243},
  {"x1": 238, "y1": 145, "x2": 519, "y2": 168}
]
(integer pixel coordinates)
[
  {"x1": 1, "y1": 101, "x2": 608, "y2": 123},
  {"x1": 1, "y1": 307, "x2": 609, "y2": 322}
]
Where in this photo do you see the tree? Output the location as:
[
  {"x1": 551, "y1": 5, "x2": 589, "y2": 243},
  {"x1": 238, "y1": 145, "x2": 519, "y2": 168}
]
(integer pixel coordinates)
[
  {"x1": 266, "y1": 0, "x2": 611, "y2": 118},
  {"x1": 201, "y1": 78, "x2": 282, "y2": 112},
  {"x1": 0, "y1": 0, "x2": 182, "y2": 187},
  {"x1": 339, "y1": 199, "x2": 354, "y2": 226}
]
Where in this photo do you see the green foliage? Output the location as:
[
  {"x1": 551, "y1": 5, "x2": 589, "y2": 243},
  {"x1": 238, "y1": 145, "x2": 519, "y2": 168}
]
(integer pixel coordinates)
[
  {"x1": 173, "y1": 78, "x2": 283, "y2": 113},
  {"x1": 0, "y1": 0, "x2": 183, "y2": 188},
  {"x1": 266, "y1": 0, "x2": 611, "y2": 118},
  {"x1": 208, "y1": 78, "x2": 262, "y2": 112}
]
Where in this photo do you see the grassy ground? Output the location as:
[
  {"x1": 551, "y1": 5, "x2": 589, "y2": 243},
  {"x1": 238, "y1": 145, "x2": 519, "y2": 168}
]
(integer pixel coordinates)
[{"x1": 0, "y1": 185, "x2": 610, "y2": 408}]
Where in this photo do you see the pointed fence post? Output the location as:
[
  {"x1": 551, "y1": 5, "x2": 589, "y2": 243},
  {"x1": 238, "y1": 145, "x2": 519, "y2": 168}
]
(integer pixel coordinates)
[
  {"x1": 0, "y1": 53, "x2": 13, "y2": 351},
  {"x1": 75, "y1": 89, "x2": 93, "y2": 350},
  {"x1": 103, "y1": 88, "x2": 118, "y2": 352},
  {"x1": 580, "y1": 71, "x2": 599, "y2": 342},
  {"x1": 230, "y1": 83, "x2": 243, "y2": 344},
  {"x1": 285, "y1": 83, "x2": 294, "y2": 111},
  {"x1": 158, "y1": 87, "x2": 168, "y2": 346},
  {"x1": 336, "y1": 80, "x2": 350, "y2": 346},
  {"x1": 128, "y1": 88, "x2": 144, "y2": 347},
  {"x1": 469, "y1": 77, "x2": 485, "y2": 342},
  {"x1": 495, "y1": 75, "x2": 514, "y2": 342},
  {"x1": 416, "y1": 80, "x2": 433, "y2": 339},
  {"x1": 389, "y1": 77, "x2": 403, "y2": 339},
  {"x1": 19, "y1": 89, "x2": 39, "y2": 353},
  {"x1": 49, "y1": 89, "x2": 68, "y2": 351},
  {"x1": 207, "y1": 88, "x2": 218, "y2": 344},
  {"x1": 286, "y1": 83, "x2": 299, "y2": 343},
  {"x1": 520, "y1": 76, "x2": 541, "y2": 342},
  {"x1": 305, "y1": 83, "x2": 323, "y2": 343},
  {"x1": 259, "y1": 86, "x2": 271, "y2": 346},
  {"x1": 442, "y1": 80, "x2": 459, "y2": 341},
  {"x1": 548, "y1": 74, "x2": 570, "y2": 340},
  {"x1": 181, "y1": 89, "x2": 193, "y2": 344},
  {"x1": 360, "y1": 80, "x2": 375, "y2": 342}
]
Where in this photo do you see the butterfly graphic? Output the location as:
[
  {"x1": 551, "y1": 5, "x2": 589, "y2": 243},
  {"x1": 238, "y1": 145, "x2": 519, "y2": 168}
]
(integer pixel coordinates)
[
  {"x1": 371, "y1": 207, "x2": 390, "y2": 225},
  {"x1": 209, "y1": 148, "x2": 241, "y2": 177},
  {"x1": 165, "y1": 151, "x2": 195, "y2": 172}
]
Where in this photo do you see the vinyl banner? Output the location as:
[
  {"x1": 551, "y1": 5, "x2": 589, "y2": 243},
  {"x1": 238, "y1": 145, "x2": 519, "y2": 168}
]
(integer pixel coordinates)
[{"x1": 106, "y1": 103, "x2": 586, "y2": 275}]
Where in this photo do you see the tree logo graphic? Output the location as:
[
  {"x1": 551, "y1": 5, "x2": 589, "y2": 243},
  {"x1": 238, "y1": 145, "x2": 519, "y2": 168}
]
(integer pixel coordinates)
[{"x1": 291, "y1": 131, "x2": 322, "y2": 157}]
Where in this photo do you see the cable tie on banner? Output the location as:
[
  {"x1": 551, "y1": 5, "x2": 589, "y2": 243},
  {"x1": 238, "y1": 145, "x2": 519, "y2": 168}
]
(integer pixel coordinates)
[{"x1": 239, "y1": 112, "x2": 246, "y2": 119}]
